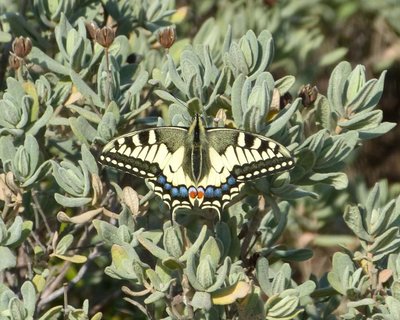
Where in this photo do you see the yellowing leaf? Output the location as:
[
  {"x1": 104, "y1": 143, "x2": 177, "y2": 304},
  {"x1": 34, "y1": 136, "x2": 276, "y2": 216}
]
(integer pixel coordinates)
[
  {"x1": 22, "y1": 81, "x2": 39, "y2": 122},
  {"x1": 32, "y1": 274, "x2": 46, "y2": 292},
  {"x1": 50, "y1": 253, "x2": 87, "y2": 264},
  {"x1": 171, "y1": 6, "x2": 188, "y2": 24},
  {"x1": 212, "y1": 281, "x2": 251, "y2": 305},
  {"x1": 57, "y1": 208, "x2": 103, "y2": 224}
]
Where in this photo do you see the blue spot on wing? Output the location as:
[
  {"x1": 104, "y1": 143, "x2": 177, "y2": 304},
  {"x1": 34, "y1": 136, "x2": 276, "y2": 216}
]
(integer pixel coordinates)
[
  {"x1": 164, "y1": 183, "x2": 172, "y2": 190},
  {"x1": 171, "y1": 187, "x2": 179, "y2": 197},
  {"x1": 157, "y1": 175, "x2": 166, "y2": 185},
  {"x1": 227, "y1": 176, "x2": 236, "y2": 186},
  {"x1": 205, "y1": 186, "x2": 214, "y2": 198},
  {"x1": 179, "y1": 186, "x2": 188, "y2": 197}
]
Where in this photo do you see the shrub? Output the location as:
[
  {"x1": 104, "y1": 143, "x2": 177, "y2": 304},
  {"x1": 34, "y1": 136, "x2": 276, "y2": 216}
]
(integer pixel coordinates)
[{"x1": 0, "y1": 1, "x2": 398, "y2": 319}]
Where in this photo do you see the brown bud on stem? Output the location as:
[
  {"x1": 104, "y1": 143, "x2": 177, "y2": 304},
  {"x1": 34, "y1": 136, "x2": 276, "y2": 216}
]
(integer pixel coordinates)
[
  {"x1": 12, "y1": 36, "x2": 32, "y2": 58},
  {"x1": 158, "y1": 26, "x2": 176, "y2": 49},
  {"x1": 95, "y1": 26, "x2": 115, "y2": 48}
]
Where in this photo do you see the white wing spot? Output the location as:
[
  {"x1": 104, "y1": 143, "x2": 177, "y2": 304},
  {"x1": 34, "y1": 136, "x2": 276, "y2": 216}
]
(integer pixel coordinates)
[
  {"x1": 118, "y1": 162, "x2": 124, "y2": 167},
  {"x1": 252, "y1": 138, "x2": 261, "y2": 149},
  {"x1": 244, "y1": 149, "x2": 254, "y2": 162},
  {"x1": 277, "y1": 153, "x2": 283, "y2": 158},
  {"x1": 172, "y1": 167, "x2": 186, "y2": 186},
  {"x1": 131, "y1": 147, "x2": 141, "y2": 158},
  {"x1": 172, "y1": 200, "x2": 181, "y2": 207},
  {"x1": 209, "y1": 148, "x2": 224, "y2": 173},
  {"x1": 137, "y1": 146, "x2": 149, "y2": 160},
  {"x1": 153, "y1": 144, "x2": 169, "y2": 166},
  {"x1": 268, "y1": 166, "x2": 274, "y2": 172},
  {"x1": 160, "y1": 153, "x2": 172, "y2": 170},
  {"x1": 163, "y1": 194, "x2": 171, "y2": 201},
  {"x1": 148, "y1": 130, "x2": 157, "y2": 144},
  {"x1": 169, "y1": 147, "x2": 185, "y2": 172},
  {"x1": 212, "y1": 200, "x2": 222, "y2": 207},
  {"x1": 261, "y1": 151, "x2": 269, "y2": 159},
  {"x1": 254, "y1": 170, "x2": 260, "y2": 175},
  {"x1": 140, "y1": 170, "x2": 146, "y2": 175},
  {"x1": 117, "y1": 138, "x2": 125, "y2": 145},
  {"x1": 146, "y1": 145, "x2": 158, "y2": 162},
  {"x1": 261, "y1": 168, "x2": 267, "y2": 173},
  {"x1": 105, "y1": 156, "x2": 111, "y2": 162},
  {"x1": 252, "y1": 150, "x2": 262, "y2": 161},
  {"x1": 132, "y1": 135, "x2": 141, "y2": 145},
  {"x1": 235, "y1": 147, "x2": 247, "y2": 165},
  {"x1": 132, "y1": 167, "x2": 139, "y2": 172},
  {"x1": 246, "y1": 173, "x2": 252, "y2": 178},
  {"x1": 118, "y1": 144, "x2": 127, "y2": 154},
  {"x1": 125, "y1": 164, "x2": 132, "y2": 169},
  {"x1": 237, "y1": 175, "x2": 244, "y2": 180},
  {"x1": 109, "y1": 148, "x2": 117, "y2": 153},
  {"x1": 275, "y1": 164, "x2": 281, "y2": 170},
  {"x1": 124, "y1": 147, "x2": 132, "y2": 156},
  {"x1": 267, "y1": 149, "x2": 276, "y2": 159},
  {"x1": 281, "y1": 162, "x2": 287, "y2": 167},
  {"x1": 224, "y1": 146, "x2": 237, "y2": 170},
  {"x1": 111, "y1": 159, "x2": 117, "y2": 165},
  {"x1": 238, "y1": 133, "x2": 246, "y2": 147},
  {"x1": 288, "y1": 160, "x2": 293, "y2": 166},
  {"x1": 269, "y1": 142, "x2": 276, "y2": 149}
]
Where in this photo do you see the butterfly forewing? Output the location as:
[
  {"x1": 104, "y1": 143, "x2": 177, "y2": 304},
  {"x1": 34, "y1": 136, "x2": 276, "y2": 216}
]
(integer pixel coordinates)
[{"x1": 99, "y1": 127, "x2": 188, "y2": 179}]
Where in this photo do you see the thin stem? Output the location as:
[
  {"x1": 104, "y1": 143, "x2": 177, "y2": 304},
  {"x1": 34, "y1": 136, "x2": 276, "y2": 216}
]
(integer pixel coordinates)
[
  {"x1": 38, "y1": 249, "x2": 98, "y2": 309},
  {"x1": 31, "y1": 188, "x2": 52, "y2": 235},
  {"x1": 240, "y1": 196, "x2": 266, "y2": 262},
  {"x1": 105, "y1": 47, "x2": 110, "y2": 107}
]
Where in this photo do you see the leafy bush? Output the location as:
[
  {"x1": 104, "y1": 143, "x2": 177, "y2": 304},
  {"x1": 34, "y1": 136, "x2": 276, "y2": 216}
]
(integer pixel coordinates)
[{"x1": 0, "y1": 1, "x2": 398, "y2": 319}]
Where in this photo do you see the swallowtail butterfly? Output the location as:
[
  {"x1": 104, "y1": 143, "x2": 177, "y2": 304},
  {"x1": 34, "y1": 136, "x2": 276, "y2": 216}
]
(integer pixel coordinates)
[{"x1": 99, "y1": 115, "x2": 294, "y2": 217}]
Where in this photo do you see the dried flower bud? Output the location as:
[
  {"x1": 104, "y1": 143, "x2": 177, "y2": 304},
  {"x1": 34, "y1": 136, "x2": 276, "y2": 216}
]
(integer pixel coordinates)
[
  {"x1": 267, "y1": 89, "x2": 283, "y2": 121},
  {"x1": 214, "y1": 109, "x2": 227, "y2": 127},
  {"x1": 95, "y1": 26, "x2": 115, "y2": 48},
  {"x1": 158, "y1": 26, "x2": 176, "y2": 49},
  {"x1": 9, "y1": 54, "x2": 21, "y2": 70},
  {"x1": 299, "y1": 84, "x2": 318, "y2": 107},
  {"x1": 12, "y1": 36, "x2": 32, "y2": 58},
  {"x1": 85, "y1": 21, "x2": 99, "y2": 40}
]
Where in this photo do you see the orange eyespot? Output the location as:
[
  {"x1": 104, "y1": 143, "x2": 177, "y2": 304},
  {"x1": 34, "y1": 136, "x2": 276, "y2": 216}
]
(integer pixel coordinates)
[
  {"x1": 189, "y1": 187, "x2": 197, "y2": 199},
  {"x1": 197, "y1": 187, "x2": 204, "y2": 199}
]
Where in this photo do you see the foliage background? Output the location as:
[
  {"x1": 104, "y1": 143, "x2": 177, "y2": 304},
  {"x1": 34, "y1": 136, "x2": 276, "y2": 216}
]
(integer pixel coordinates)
[{"x1": 0, "y1": 0, "x2": 399, "y2": 319}]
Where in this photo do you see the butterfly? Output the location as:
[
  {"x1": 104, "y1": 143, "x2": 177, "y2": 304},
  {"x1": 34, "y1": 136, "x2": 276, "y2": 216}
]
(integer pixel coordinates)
[{"x1": 99, "y1": 114, "x2": 294, "y2": 218}]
